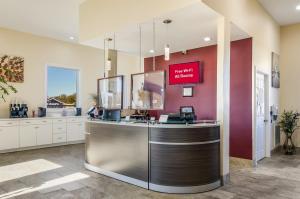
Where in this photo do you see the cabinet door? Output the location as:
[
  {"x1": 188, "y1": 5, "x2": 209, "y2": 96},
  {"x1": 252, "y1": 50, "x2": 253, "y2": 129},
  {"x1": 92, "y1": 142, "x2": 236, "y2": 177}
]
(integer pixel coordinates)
[
  {"x1": 20, "y1": 125, "x2": 36, "y2": 147},
  {"x1": 67, "y1": 122, "x2": 85, "y2": 142},
  {"x1": 36, "y1": 124, "x2": 53, "y2": 145},
  {"x1": 77, "y1": 122, "x2": 85, "y2": 140},
  {"x1": 0, "y1": 126, "x2": 19, "y2": 150}
]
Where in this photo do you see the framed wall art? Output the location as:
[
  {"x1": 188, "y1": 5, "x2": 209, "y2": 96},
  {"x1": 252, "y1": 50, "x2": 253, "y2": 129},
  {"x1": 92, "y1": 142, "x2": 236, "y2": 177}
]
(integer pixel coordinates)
[{"x1": 0, "y1": 54, "x2": 24, "y2": 83}]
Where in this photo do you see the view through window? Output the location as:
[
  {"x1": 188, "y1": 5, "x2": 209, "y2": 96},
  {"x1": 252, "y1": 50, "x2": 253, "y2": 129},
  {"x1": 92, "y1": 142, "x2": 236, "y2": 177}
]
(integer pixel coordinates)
[{"x1": 47, "y1": 66, "x2": 78, "y2": 108}]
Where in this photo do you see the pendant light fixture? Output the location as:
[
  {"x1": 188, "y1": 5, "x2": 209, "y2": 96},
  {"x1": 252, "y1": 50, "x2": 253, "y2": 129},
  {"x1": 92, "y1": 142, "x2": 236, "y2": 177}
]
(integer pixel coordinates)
[
  {"x1": 163, "y1": 19, "x2": 172, "y2": 61},
  {"x1": 106, "y1": 38, "x2": 113, "y2": 71}
]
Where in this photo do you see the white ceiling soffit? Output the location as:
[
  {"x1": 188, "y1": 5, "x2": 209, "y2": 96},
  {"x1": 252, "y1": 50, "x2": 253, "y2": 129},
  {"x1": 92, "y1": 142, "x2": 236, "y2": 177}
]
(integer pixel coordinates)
[
  {"x1": 258, "y1": 0, "x2": 300, "y2": 25},
  {"x1": 0, "y1": 0, "x2": 85, "y2": 42},
  {"x1": 81, "y1": 3, "x2": 249, "y2": 57}
]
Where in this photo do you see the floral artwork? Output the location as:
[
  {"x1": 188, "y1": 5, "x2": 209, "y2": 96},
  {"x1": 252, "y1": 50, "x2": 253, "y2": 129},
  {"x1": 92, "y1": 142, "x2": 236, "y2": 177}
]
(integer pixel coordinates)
[{"x1": 0, "y1": 54, "x2": 24, "y2": 83}]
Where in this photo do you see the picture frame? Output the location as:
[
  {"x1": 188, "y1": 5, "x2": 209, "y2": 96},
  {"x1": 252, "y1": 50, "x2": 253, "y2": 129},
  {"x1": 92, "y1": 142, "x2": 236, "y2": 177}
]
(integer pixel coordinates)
[
  {"x1": 182, "y1": 87, "x2": 193, "y2": 97},
  {"x1": 271, "y1": 52, "x2": 280, "y2": 88},
  {"x1": 0, "y1": 54, "x2": 24, "y2": 83}
]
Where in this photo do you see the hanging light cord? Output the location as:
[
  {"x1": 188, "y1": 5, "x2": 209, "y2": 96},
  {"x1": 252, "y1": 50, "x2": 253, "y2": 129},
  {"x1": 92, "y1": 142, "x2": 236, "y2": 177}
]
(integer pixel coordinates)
[
  {"x1": 139, "y1": 24, "x2": 142, "y2": 73},
  {"x1": 153, "y1": 19, "x2": 156, "y2": 71},
  {"x1": 103, "y1": 38, "x2": 106, "y2": 77}
]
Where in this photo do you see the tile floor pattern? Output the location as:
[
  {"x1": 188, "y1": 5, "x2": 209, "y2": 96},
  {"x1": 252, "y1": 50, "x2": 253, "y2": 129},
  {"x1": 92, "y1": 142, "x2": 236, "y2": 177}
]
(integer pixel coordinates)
[{"x1": 0, "y1": 144, "x2": 299, "y2": 199}]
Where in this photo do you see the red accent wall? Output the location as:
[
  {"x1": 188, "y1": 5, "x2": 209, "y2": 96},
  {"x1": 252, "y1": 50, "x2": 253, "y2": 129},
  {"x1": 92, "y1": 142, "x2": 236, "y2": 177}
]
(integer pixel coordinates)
[
  {"x1": 230, "y1": 38, "x2": 253, "y2": 160},
  {"x1": 144, "y1": 38, "x2": 253, "y2": 160},
  {"x1": 144, "y1": 45, "x2": 217, "y2": 120}
]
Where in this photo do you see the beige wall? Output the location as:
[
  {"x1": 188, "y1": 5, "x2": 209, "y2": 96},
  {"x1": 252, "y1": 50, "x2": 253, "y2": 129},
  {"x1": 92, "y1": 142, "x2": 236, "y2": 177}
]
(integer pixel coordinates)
[
  {"x1": 0, "y1": 28, "x2": 142, "y2": 118},
  {"x1": 280, "y1": 23, "x2": 300, "y2": 147},
  {"x1": 79, "y1": 0, "x2": 198, "y2": 42},
  {"x1": 202, "y1": 0, "x2": 281, "y2": 155},
  {"x1": 0, "y1": 27, "x2": 104, "y2": 118}
]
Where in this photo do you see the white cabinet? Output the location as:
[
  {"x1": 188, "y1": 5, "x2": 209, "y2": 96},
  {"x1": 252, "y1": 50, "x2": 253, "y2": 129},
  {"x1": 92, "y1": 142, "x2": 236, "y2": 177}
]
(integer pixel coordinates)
[
  {"x1": 53, "y1": 119, "x2": 67, "y2": 144},
  {"x1": 53, "y1": 123, "x2": 67, "y2": 134},
  {"x1": 0, "y1": 126, "x2": 19, "y2": 150},
  {"x1": 0, "y1": 117, "x2": 86, "y2": 153},
  {"x1": 20, "y1": 119, "x2": 53, "y2": 147},
  {"x1": 36, "y1": 124, "x2": 52, "y2": 145},
  {"x1": 53, "y1": 133, "x2": 67, "y2": 143},
  {"x1": 20, "y1": 125, "x2": 37, "y2": 147},
  {"x1": 67, "y1": 122, "x2": 85, "y2": 142}
]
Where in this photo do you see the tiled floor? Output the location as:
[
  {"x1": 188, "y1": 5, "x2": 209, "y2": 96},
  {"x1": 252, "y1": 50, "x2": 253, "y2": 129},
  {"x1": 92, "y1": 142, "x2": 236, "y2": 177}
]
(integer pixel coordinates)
[{"x1": 0, "y1": 144, "x2": 299, "y2": 199}]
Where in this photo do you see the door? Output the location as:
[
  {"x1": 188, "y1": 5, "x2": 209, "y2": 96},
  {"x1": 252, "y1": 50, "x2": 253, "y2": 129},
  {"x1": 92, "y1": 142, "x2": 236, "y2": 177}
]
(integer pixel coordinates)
[
  {"x1": 256, "y1": 73, "x2": 267, "y2": 161},
  {"x1": 20, "y1": 125, "x2": 36, "y2": 147},
  {"x1": 36, "y1": 124, "x2": 53, "y2": 145},
  {"x1": 0, "y1": 126, "x2": 19, "y2": 150}
]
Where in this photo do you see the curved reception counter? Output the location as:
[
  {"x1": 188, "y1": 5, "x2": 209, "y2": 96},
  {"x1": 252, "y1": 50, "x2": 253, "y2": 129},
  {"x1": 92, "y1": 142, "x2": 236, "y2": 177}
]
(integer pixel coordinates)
[{"x1": 85, "y1": 120, "x2": 221, "y2": 194}]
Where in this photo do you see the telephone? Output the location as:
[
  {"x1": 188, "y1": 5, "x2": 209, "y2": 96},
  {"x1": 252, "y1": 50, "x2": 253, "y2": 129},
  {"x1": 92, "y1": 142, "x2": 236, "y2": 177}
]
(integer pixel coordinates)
[{"x1": 270, "y1": 105, "x2": 278, "y2": 123}]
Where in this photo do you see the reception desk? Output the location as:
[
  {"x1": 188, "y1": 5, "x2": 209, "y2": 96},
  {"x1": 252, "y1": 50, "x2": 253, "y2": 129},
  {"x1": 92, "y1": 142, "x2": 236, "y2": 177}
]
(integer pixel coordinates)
[{"x1": 85, "y1": 120, "x2": 220, "y2": 193}]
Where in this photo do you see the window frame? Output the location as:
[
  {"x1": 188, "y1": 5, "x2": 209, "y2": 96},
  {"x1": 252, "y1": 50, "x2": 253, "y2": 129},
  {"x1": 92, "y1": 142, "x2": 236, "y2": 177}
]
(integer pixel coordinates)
[{"x1": 45, "y1": 65, "x2": 80, "y2": 110}]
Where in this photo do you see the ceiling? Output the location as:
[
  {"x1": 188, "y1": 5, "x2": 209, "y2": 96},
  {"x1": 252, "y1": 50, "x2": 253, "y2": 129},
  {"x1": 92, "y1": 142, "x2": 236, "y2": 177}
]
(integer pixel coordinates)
[
  {"x1": 258, "y1": 0, "x2": 300, "y2": 25},
  {"x1": 0, "y1": 0, "x2": 85, "y2": 42},
  {"x1": 82, "y1": 3, "x2": 249, "y2": 57},
  {"x1": 0, "y1": 0, "x2": 248, "y2": 56}
]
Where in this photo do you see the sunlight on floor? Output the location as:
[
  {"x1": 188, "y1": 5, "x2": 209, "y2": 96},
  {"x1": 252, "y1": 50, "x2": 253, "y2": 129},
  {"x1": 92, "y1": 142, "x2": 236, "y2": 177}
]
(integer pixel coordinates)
[
  {"x1": 0, "y1": 159, "x2": 62, "y2": 183},
  {"x1": 0, "y1": 172, "x2": 90, "y2": 199}
]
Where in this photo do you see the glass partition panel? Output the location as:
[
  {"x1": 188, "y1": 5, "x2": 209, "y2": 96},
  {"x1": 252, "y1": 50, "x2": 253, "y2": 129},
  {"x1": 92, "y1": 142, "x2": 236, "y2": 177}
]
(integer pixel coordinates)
[
  {"x1": 131, "y1": 71, "x2": 165, "y2": 110},
  {"x1": 98, "y1": 76, "x2": 123, "y2": 109}
]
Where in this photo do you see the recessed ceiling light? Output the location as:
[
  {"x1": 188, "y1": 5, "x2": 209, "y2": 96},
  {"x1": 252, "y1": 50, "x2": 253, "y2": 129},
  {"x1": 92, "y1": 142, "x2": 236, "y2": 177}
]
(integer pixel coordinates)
[
  {"x1": 296, "y1": 5, "x2": 300, "y2": 10},
  {"x1": 204, "y1": 37, "x2": 211, "y2": 42},
  {"x1": 149, "y1": 49, "x2": 155, "y2": 53},
  {"x1": 69, "y1": 36, "x2": 75, "y2": 40}
]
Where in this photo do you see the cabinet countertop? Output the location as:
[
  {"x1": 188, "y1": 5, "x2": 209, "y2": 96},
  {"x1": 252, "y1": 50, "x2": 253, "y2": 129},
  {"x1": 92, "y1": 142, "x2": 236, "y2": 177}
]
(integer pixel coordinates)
[
  {"x1": 0, "y1": 116, "x2": 88, "y2": 121},
  {"x1": 86, "y1": 119, "x2": 220, "y2": 128}
]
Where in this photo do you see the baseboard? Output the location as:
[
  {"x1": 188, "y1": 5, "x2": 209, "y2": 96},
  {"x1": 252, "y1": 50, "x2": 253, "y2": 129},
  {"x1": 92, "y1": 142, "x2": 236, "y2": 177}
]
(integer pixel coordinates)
[
  {"x1": 0, "y1": 140, "x2": 85, "y2": 154},
  {"x1": 230, "y1": 157, "x2": 253, "y2": 170}
]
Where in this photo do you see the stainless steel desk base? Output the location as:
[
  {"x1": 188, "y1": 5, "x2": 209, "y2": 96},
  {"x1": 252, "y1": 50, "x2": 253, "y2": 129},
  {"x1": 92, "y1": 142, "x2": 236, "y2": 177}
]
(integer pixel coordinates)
[
  {"x1": 84, "y1": 162, "x2": 148, "y2": 189},
  {"x1": 149, "y1": 181, "x2": 221, "y2": 194}
]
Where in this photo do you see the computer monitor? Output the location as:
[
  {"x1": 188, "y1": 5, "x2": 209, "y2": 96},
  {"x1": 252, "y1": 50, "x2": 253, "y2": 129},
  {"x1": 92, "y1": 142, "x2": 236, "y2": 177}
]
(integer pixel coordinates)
[
  {"x1": 180, "y1": 106, "x2": 194, "y2": 114},
  {"x1": 103, "y1": 109, "x2": 121, "y2": 121},
  {"x1": 180, "y1": 106, "x2": 195, "y2": 122}
]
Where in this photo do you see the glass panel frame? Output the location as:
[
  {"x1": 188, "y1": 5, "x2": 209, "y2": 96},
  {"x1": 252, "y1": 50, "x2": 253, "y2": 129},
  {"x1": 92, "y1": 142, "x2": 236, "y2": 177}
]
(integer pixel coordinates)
[
  {"x1": 130, "y1": 70, "x2": 165, "y2": 110},
  {"x1": 97, "y1": 75, "x2": 124, "y2": 110}
]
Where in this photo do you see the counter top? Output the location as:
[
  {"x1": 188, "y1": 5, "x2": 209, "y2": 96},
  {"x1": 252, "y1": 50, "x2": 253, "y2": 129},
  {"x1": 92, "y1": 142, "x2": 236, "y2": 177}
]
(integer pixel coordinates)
[
  {"x1": 0, "y1": 116, "x2": 87, "y2": 121},
  {"x1": 86, "y1": 119, "x2": 219, "y2": 128}
]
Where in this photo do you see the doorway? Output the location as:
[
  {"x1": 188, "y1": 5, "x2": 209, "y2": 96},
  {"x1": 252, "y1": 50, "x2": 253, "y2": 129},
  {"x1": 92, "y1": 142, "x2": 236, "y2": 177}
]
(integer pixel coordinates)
[{"x1": 255, "y1": 72, "x2": 268, "y2": 161}]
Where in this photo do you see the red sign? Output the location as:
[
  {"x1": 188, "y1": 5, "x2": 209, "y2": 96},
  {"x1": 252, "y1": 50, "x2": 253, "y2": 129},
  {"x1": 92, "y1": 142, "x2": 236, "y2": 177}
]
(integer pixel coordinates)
[{"x1": 169, "y1": 61, "x2": 202, "y2": 85}]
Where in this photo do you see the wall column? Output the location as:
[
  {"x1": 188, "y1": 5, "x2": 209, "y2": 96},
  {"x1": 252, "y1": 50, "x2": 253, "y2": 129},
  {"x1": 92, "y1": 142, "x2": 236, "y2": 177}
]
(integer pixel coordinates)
[{"x1": 217, "y1": 16, "x2": 231, "y2": 183}]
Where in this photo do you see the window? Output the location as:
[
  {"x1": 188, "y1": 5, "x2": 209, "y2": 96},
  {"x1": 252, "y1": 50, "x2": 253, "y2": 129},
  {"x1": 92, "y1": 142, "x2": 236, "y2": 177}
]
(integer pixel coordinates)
[{"x1": 47, "y1": 66, "x2": 79, "y2": 108}]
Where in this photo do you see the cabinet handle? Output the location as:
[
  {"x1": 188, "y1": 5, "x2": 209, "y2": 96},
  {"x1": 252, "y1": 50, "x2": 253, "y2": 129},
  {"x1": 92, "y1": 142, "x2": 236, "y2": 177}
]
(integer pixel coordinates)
[
  {"x1": 42, "y1": 121, "x2": 47, "y2": 123},
  {"x1": 7, "y1": 122, "x2": 12, "y2": 125},
  {"x1": 35, "y1": 126, "x2": 39, "y2": 129}
]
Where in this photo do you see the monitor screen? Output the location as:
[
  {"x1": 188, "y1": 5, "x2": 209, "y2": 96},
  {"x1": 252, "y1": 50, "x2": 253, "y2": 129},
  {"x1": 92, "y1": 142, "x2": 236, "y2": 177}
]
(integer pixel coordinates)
[{"x1": 180, "y1": 106, "x2": 194, "y2": 114}]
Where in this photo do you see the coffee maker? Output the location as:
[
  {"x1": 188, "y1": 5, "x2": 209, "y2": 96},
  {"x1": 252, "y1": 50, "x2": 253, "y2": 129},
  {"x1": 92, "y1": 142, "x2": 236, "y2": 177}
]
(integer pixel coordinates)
[
  {"x1": 38, "y1": 107, "x2": 47, "y2": 117},
  {"x1": 10, "y1": 103, "x2": 28, "y2": 118}
]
